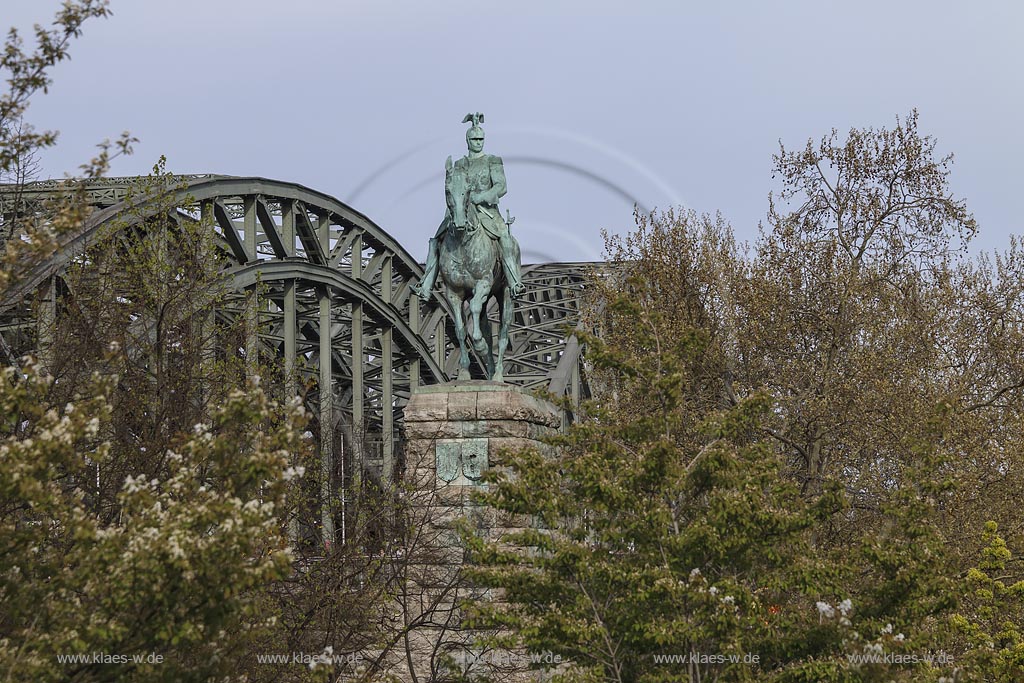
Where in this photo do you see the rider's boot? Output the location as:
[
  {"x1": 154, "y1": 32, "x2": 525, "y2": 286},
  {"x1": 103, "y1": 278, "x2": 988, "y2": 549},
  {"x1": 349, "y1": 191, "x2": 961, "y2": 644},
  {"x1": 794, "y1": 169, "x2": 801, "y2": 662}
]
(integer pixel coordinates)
[
  {"x1": 412, "y1": 238, "x2": 439, "y2": 301},
  {"x1": 499, "y1": 233, "x2": 526, "y2": 298}
]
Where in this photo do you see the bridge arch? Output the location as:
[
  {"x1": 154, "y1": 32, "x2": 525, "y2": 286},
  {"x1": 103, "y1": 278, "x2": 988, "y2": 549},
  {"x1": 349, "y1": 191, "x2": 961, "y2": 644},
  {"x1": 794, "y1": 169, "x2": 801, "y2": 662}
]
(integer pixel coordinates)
[{"x1": 0, "y1": 174, "x2": 594, "y2": 541}]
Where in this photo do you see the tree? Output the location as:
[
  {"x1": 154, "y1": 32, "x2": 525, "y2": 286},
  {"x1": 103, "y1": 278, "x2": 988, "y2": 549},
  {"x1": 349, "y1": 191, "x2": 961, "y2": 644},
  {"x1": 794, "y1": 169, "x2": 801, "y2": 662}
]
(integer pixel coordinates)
[
  {"x1": 0, "y1": 364, "x2": 308, "y2": 682},
  {"x1": 596, "y1": 112, "x2": 1022, "y2": 572},
  {"x1": 0, "y1": 159, "x2": 331, "y2": 680},
  {"x1": 462, "y1": 290, "x2": 843, "y2": 682},
  {"x1": 739, "y1": 110, "x2": 973, "y2": 498},
  {"x1": 0, "y1": 6, "x2": 323, "y2": 681},
  {"x1": 464, "y1": 113, "x2": 1024, "y2": 682},
  {"x1": 0, "y1": 10, "x2": 482, "y2": 681},
  {"x1": 949, "y1": 521, "x2": 1024, "y2": 680}
]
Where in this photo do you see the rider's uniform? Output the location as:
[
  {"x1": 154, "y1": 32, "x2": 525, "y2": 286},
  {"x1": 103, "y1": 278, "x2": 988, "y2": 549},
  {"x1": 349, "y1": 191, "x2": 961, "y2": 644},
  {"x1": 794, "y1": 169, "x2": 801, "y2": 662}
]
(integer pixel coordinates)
[{"x1": 432, "y1": 154, "x2": 508, "y2": 239}]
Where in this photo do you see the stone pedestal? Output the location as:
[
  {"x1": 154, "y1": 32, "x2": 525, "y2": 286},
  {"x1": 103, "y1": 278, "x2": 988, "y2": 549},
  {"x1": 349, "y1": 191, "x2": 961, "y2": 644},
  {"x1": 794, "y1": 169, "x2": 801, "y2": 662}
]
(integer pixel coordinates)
[
  {"x1": 395, "y1": 380, "x2": 561, "y2": 681},
  {"x1": 404, "y1": 380, "x2": 560, "y2": 491}
]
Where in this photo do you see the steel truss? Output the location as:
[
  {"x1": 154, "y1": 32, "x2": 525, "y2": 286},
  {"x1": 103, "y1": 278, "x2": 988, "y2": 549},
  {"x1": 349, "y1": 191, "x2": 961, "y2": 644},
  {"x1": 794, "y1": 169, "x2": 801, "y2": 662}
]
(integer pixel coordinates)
[{"x1": 1, "y1": 175, "x2": 596, "y2": 541}]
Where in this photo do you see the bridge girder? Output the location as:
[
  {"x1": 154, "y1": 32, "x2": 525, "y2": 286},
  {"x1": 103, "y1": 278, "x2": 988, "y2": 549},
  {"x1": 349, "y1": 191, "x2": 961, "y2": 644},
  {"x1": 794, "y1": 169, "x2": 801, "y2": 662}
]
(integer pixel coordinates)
[{"x1": 0, "y1": 175, "x2": 598, "y2": 480}]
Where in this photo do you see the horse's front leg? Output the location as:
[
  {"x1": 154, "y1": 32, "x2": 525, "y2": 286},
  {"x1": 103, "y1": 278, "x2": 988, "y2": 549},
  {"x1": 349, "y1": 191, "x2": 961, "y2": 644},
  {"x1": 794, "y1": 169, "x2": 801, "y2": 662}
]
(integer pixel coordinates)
[
  {"x1": 445, "y1": 288, "x2": 471, "y2": 380},
  {"x1": 468, "y1": 282, "x2": 489, "y2": 358}
]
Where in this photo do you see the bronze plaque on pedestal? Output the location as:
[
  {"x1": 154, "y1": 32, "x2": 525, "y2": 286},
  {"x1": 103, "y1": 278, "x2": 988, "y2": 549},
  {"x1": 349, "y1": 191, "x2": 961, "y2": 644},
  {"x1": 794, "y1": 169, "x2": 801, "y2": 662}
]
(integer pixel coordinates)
[{"x1": 435, "y1": 438, "x2": 488, "y2": 485}]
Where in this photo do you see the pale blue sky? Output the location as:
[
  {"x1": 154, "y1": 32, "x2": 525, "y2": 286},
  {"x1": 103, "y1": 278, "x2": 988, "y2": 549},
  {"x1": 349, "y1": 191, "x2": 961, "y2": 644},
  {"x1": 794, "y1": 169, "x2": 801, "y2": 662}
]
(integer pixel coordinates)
[{"x1": 6, "y1": 0, "x2": 1022, "y2": 263}]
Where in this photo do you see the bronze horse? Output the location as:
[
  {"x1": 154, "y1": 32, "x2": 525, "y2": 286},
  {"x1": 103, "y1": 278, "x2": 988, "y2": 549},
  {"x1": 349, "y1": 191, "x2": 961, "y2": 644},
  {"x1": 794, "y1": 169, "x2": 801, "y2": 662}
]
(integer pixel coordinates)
[{"x1": 438, "y1": 156, "x2": 515, "y2": 381}]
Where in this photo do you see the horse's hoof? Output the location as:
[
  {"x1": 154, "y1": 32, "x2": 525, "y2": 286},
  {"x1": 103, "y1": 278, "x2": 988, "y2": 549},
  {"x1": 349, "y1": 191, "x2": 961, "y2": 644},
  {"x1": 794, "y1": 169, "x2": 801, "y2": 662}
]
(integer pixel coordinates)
[
  {"x1": 457, "y1": 369, "x2": 471, "y2": 380},
  {"x1": 491, "y1": 373, "x2": 504, "y2": 383}
]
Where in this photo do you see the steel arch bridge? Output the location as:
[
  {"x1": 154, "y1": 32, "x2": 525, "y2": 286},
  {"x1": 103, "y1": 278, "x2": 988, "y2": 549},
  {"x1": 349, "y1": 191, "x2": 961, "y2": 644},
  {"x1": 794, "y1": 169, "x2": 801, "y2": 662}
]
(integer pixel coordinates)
[{"x1": 0, "y1": 175, "x2": 595, "y2": 529}]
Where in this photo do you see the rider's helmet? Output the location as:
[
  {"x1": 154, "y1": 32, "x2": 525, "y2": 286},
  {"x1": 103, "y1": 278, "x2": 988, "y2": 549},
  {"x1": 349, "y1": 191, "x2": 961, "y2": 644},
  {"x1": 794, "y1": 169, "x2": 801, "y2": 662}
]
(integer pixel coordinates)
[{"x1": 463, "y1": 112, "x2": 485, "y2": 148}]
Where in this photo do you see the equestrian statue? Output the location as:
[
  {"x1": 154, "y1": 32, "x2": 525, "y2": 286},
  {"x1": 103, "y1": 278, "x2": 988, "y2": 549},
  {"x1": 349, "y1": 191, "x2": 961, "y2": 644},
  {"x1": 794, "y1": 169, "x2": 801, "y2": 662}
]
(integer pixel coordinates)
[{"x1": 411, "y1": 113, "x2": 525, "y2": 382}]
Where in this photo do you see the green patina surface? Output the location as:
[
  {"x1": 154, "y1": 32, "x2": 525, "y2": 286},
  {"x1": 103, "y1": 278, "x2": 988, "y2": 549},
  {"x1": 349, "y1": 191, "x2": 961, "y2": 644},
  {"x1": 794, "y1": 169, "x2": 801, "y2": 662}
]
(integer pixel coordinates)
[{"x1": 411, "y1": 114, "x2": 524, "y2": 382}]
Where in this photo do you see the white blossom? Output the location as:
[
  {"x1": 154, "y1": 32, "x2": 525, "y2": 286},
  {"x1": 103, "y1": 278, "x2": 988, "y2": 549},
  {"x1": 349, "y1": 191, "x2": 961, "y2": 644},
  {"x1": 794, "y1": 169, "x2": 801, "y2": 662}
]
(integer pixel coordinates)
[
  {"x1": 282, "y1": 465, "x2": 305, "y2": 481},
  {"x1": 816, "y1": 601, "x2": 835, "y2": 619},
  {"x1": 167, "y1": 535, "x2": 186, "y2": 560},
  {"x1": 122, "y1": 474, "x2": 147, "y2": 494}
]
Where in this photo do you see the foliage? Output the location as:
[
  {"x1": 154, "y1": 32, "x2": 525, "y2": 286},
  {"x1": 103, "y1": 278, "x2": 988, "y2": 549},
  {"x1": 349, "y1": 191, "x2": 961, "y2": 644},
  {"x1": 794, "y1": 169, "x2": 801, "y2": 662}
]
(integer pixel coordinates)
[
  {"x1": 464, "y1": 291, "x2": 829, "y2": 681},
  {"x1": 4, "y1": 5, "x2": 1024, "y2": 682},
  {"x1": 0, "y1": 148, "x2": 326, "y2": 679},
  {"x1": 462, "y1": 113, "x2": 1024, "y2": 682},
  {"x1": 0, "y1": 6, "x2": 325, "y2": 680},
  {"x1": 594, "y1": 110, "x2": 1022, "y2": 570},
  {"x1": 948, "y1": 522, "x2": 1024, "y2": 681},
  {"x1": 0, "y1": 357, "x2": 308, "y2": 681}
]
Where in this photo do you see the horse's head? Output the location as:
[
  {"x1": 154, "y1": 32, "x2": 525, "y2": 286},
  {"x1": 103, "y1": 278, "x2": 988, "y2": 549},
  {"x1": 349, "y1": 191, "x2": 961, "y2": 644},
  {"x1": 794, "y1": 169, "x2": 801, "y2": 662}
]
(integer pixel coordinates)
[{"x1": 444, "y1": 156, "x2": 476, "y2": 233}]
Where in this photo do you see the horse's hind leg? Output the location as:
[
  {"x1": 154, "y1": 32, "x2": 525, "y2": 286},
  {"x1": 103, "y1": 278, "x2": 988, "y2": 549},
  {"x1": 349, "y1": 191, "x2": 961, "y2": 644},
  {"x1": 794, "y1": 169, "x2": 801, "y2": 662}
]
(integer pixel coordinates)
[
  {"x1": 493, "y1": 286, "x2": 513, "y2": 383},
  {"x1": 445, "y1": 288, "x2": 471, "y2": 380}
]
